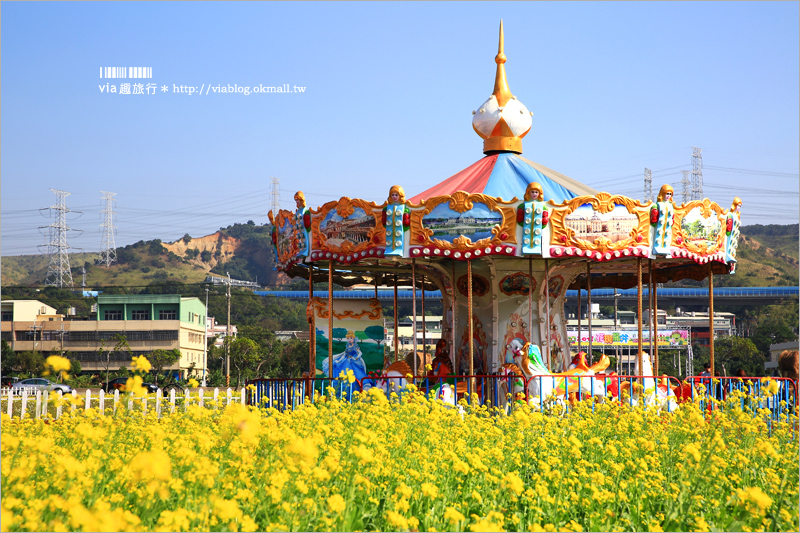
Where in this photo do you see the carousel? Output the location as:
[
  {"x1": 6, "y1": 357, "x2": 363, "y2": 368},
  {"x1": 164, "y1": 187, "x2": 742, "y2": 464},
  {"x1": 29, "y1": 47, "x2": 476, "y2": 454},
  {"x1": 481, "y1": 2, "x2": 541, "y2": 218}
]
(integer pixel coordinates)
[{"x1": 268, "y1": 22, "x2": 742, "y2": 402}]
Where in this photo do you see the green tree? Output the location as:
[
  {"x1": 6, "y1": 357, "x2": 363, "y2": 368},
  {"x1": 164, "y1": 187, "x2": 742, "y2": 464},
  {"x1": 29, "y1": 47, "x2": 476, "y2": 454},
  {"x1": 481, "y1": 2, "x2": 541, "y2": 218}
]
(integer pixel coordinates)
[
  {"x1": 692, "y1": 336, "x2": 765, "y2": 377},
  {"x1": 228, "y1": 337, "x2": 259, "y2": 387},
  {"x1": 97, "y1": 334, "x2": 133, "y2": 385},
  {"x1": 1, "y1": 346, "x2": 44, "y2": 377},
  {"x1": 750, "y1": 308, "x2": 797, "y2": 355},
  {"x1": 1, "y1": 340, "x2": 14, "y2": 375},
  {"x1": 148, "y1": 349, "x2": 182, "y2": 386}
]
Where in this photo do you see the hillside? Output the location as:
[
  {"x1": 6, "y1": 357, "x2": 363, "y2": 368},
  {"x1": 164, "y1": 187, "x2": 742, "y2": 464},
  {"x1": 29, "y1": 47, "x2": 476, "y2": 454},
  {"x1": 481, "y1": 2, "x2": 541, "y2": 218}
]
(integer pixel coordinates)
[
  {"x1": 712, "y1": 224, "x2": 799, "y2": 287},
  {"x1": 1, "y1": 222, "x2": 283, "y2": 289},
  {"x1": 1, "y1": 223, "x2": 796, "y2": 289}
]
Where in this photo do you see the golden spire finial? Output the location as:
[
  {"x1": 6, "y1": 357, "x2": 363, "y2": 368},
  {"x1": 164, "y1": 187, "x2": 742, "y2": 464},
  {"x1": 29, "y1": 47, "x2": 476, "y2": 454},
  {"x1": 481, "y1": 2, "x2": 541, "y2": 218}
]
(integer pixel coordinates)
[
  {"x1": 471, "y1": 21, "x2": 532, "y2": 154},
  {"x1": 492, "y1": 20, "x2": 513, "y2": 107}
]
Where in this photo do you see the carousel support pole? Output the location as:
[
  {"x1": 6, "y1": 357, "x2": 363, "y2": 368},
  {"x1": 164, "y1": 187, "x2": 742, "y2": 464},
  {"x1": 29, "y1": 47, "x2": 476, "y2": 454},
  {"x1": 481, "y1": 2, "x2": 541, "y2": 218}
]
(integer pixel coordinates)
[
  {"x1": 544, "y1": 259, "x2": 551, "y2": 371},
  {"x1": 648, "y1": 260, "x2": 654, "y2": 374},
  {"x1": 374, "y1": 273, "x2": 378, "y2": 299},
  {"x1": 586, "y1": 262, "x2": 592, "y2": 366},
  {"x1": 637, "y1": 257, "x2": 643, "y2": 384},
  {"x1": 309, "y1": 264, "x2": 315, "y2": 391},
  {"x1": 708, "y1": 264, "x2": 715, "y2": 376},
  {"x1": 652, "y1": 261, "x2": 659, "y2": 376},
  {"x1": 421, "y1": 274, "x2": 426, "y2": 363},
  {"x1": 328, "y1": 261, "x2": 334, "y2": 379},
  {"x1": 394, "y1": 273, "x2": 399, "y2": 363},
  {"x1": 452, "y1": 262, "x2": 458, "y2": 375},
  {"x1": 577, "y1": 285, "x2": 582, "y2": 356},
  {"x1": 528, "y1": 258, "x2": 533, "y2": 351},
  {"x1": 412, "y1": 259, "x2": 418, "y2": 376},
  {"x1": 467, "y1": 259, "x2": 475, "y2": 395}
]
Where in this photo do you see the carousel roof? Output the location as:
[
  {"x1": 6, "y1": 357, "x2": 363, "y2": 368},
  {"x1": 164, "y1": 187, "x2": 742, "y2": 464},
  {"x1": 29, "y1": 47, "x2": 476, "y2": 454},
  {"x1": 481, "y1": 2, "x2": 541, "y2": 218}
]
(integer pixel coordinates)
[
  {"x1": 409, "y1": 21, "x2": 597, "y2": 205},
  {"x1": 408, "y1": 152, "x2": 598, "y2": 204}
]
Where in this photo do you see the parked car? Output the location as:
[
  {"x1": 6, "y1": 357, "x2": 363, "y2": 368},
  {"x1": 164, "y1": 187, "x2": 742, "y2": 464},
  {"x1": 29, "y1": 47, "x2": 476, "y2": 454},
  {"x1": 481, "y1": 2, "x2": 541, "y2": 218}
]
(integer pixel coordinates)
[
  {"x1": 1, "y1": 376, "x2": 21, "y2": 388},
  {"x1": 102, "y1": 377, "x2": 159, "y2": 394},
  {"x1": 10, "y1": 378, "x2": 72, "y2": 394}
]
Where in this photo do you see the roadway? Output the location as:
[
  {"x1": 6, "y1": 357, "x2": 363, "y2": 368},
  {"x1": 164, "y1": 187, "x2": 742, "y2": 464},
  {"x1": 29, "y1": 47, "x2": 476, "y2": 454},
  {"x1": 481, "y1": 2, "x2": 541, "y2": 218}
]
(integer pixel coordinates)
[{"x1": 255, "y1": 286, "x2": 798, "y2": 306}]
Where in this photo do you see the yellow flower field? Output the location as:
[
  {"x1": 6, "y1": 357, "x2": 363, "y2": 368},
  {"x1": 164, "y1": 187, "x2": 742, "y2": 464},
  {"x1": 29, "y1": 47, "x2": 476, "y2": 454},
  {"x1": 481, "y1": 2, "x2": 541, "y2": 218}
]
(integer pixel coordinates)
[{"x1": 1, "y1": 388, "x2": 798, "y2": 532}]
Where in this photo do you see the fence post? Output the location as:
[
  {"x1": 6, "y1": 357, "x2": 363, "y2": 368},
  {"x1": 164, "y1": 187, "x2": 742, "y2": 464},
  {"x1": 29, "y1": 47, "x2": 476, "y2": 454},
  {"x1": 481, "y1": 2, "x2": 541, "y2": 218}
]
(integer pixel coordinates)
[
  {"x1": 35, "y1": 391, "x2": 43, "y2": 420},
  {"x1": 99, "y1": 389, "x2": 105, "y2": 415},
  {"x1": 184, "y1": 389, "x2": 190, "y2": 412},
  {"x1": 198, "y1": 388, "x2": 204, "y2": 408},
  {"x1": 113, "y1": 389, "x2": 120, "y2": 416},
  {"x1": 6, "y1": 389, "x2": 12, "y2": 418},
  {"x1": 156, "y1": 389, "x2": 162, "y2": 418},
  {"x1": 170, "y1": 389, "x2": 176, "y2": 414},
  {"x1": 56, "y1": 391, "x2": 63, "y2": 420},
  {"x1": 226, "y1": 388, "x2": 232, "y2": 407},
  {"x1": 84, "y1": 390, "x2": 91, "y2": 411},
  {"x1": 213, "y1": 388, "x2": 219, "y2": 409},
  {"x1": 127, "y1": 395, "x2": 133, "y2": 413},
  {"x1": 240, "y1": 388, "x2": 245, "y2": 405},
  {"x1": 142, "y1": 396, "x2": 148, "y2": 417},
  {"x1": 21, "y1": 391, "x2": 28, "y2": 420}
]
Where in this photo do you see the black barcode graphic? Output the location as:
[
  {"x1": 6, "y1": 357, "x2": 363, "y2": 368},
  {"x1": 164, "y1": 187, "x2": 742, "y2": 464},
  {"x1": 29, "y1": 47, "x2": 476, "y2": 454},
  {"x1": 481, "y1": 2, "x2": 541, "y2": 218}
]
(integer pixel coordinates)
[{"x1": 99, "y1": 67, "x2": 152, "y2": 79}]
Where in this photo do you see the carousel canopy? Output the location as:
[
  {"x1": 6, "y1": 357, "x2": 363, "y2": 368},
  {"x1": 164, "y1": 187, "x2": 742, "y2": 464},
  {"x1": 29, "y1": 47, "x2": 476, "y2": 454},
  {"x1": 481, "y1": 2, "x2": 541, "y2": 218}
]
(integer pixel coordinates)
[{"x1": 408, "y1": 152, "x2": 598, "y2": 204}]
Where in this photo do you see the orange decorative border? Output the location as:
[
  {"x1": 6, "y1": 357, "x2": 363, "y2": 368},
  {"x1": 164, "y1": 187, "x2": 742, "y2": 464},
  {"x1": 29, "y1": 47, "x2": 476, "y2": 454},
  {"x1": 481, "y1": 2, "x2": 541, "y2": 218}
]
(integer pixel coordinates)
[
  {"x1": 548, "y1": 192, "x2": 650, "y2": 252},
  {"x1": 310, "y1": 197, "x2": 385, "y2": 254},
  {"x1": 310, "y1": 297, "x2": 382, "y2": 321},
  {"x1": 273, "y1": 209, "x2": 300, "y2": 264},
  {"x1": 671, "y1": 199, "x2": 726, "y2": 255},
  {"x1": 408, "y1": 192, "x2": 517, "y2": 252}
]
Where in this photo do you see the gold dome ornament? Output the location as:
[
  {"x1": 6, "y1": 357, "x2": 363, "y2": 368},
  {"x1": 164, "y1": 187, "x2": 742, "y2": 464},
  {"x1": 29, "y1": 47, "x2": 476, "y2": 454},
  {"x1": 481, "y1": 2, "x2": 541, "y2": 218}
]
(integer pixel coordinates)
[{"x1": 471, "y1": 20, "x2": 533, "y2": 154}]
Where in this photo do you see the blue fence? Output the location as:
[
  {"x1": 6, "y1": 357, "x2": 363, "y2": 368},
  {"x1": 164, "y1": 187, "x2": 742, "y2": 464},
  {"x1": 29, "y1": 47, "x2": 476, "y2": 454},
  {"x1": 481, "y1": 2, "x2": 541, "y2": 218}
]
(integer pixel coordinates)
[{"x1": 246, "y1": 374, "x2": 797, "y2": 427}]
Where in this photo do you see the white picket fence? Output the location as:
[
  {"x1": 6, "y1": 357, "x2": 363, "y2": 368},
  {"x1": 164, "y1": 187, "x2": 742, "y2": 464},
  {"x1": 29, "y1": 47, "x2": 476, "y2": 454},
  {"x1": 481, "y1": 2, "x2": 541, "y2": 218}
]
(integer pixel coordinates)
[{"x1": 0, "y1": 387, "x2": 247, "y2": 420}]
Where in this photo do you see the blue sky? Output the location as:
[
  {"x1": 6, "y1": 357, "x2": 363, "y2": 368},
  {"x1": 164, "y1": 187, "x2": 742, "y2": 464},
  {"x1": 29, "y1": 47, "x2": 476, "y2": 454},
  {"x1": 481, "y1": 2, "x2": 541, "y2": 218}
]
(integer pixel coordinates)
[{"x1": 2, "y1": 1, "x2": 798, "y2": 256}]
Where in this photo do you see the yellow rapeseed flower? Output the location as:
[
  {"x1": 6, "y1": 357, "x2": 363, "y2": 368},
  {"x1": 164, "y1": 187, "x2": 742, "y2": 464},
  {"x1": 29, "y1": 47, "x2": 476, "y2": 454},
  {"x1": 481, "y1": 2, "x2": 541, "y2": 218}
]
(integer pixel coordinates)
[
  {"x1": 444, "y1": 506, "x2": 465, "y2": 524},
  {"x1": 421, "y1": 482, "x2": 438, "y2": 498},
  {"x1": 502, "y1": 472, "x2": 524, "y2": 495},
  {"x1": 386, "y1": 510, "x2": 408, "y2": 530},
  {"x1": 327, "y1": 494, "x2": 346, "y2": 514},
  {"x1": 45, "y1": 355, "x2": 71, "y2": 373},
  {"x1": 131, "y1": 355, "x2": 152, "y2": 373}
]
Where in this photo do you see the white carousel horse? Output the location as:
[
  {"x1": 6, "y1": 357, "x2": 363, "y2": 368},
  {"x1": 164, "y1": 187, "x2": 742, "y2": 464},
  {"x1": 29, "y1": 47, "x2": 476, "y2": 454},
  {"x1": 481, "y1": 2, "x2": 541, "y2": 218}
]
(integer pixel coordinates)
[
  {"x1": 374, "y1": 361, "x2": 413, "y2": 395},
  {"x1": 619, "y1": 352, "x2": 678, "y2": 412},
  {"x1": 512, "y1": 343, "x2": 610, "y2": 408}
]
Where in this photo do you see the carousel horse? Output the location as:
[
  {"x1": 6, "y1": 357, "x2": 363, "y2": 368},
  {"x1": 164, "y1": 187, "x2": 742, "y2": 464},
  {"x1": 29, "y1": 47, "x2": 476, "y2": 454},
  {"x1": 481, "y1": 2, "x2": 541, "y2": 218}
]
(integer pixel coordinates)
[
  {"x1": 512, "y1": 343, "x2": 609, "y2": 407},
  {"x1": 375, "y1": 360, "x2": 414, "y2": 395},
  {"x1": 618, "y1": 352, "x2": 678, "y2": 411},
  {"x1": 429, "y1": 339, "x2": 454, "y2": 378}
]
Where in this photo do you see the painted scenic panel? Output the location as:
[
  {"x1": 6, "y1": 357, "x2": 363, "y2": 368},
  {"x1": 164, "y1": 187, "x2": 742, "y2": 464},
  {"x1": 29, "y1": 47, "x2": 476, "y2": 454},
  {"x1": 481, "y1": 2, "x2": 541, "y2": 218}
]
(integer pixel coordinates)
[
  {"x1": 422, "y1": 202, "x2": 502, "y2": 243},
  {"x1": 564, "y1": 204, "x2": 637, "y2": 244},
  {"x1": 680, "y1": 207, "x2": 722, "y2": 249},
  {"x1": 275, "y1": 213, "x2": 300, "y2": 262},
  {"x1": 313, "y1": 300, "x2": 385, "y2": 377},
  {"x1": 319, "y1": 207, "x2": 375, "y2": 248}
]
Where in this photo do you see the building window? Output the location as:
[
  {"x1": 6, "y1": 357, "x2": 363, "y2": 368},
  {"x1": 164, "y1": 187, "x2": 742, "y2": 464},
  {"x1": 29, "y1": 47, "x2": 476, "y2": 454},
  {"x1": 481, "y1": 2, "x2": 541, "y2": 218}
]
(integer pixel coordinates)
[
  {"x1": 104, "y1": 310, "x2": 122, "y2": 321},
  {"x1": 1, "y1": 311, "x2": 12, "y2": 322},
  {"x1": 131, "y1": 310, "x2": 150, "y2": 321},
  {"x1": 159, "y1": 309, "x2": 177, "y2": 320}
]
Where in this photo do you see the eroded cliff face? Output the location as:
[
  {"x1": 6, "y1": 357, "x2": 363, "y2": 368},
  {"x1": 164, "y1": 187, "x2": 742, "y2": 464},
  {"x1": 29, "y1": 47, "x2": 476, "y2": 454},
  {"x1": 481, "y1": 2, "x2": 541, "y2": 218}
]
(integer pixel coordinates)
[
  {"x1": 163, "y1": 231, "x2": 287, "y2": 286},
  {"x1": 163, "y1": 232, "x2": 239, "y2": 269}
]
